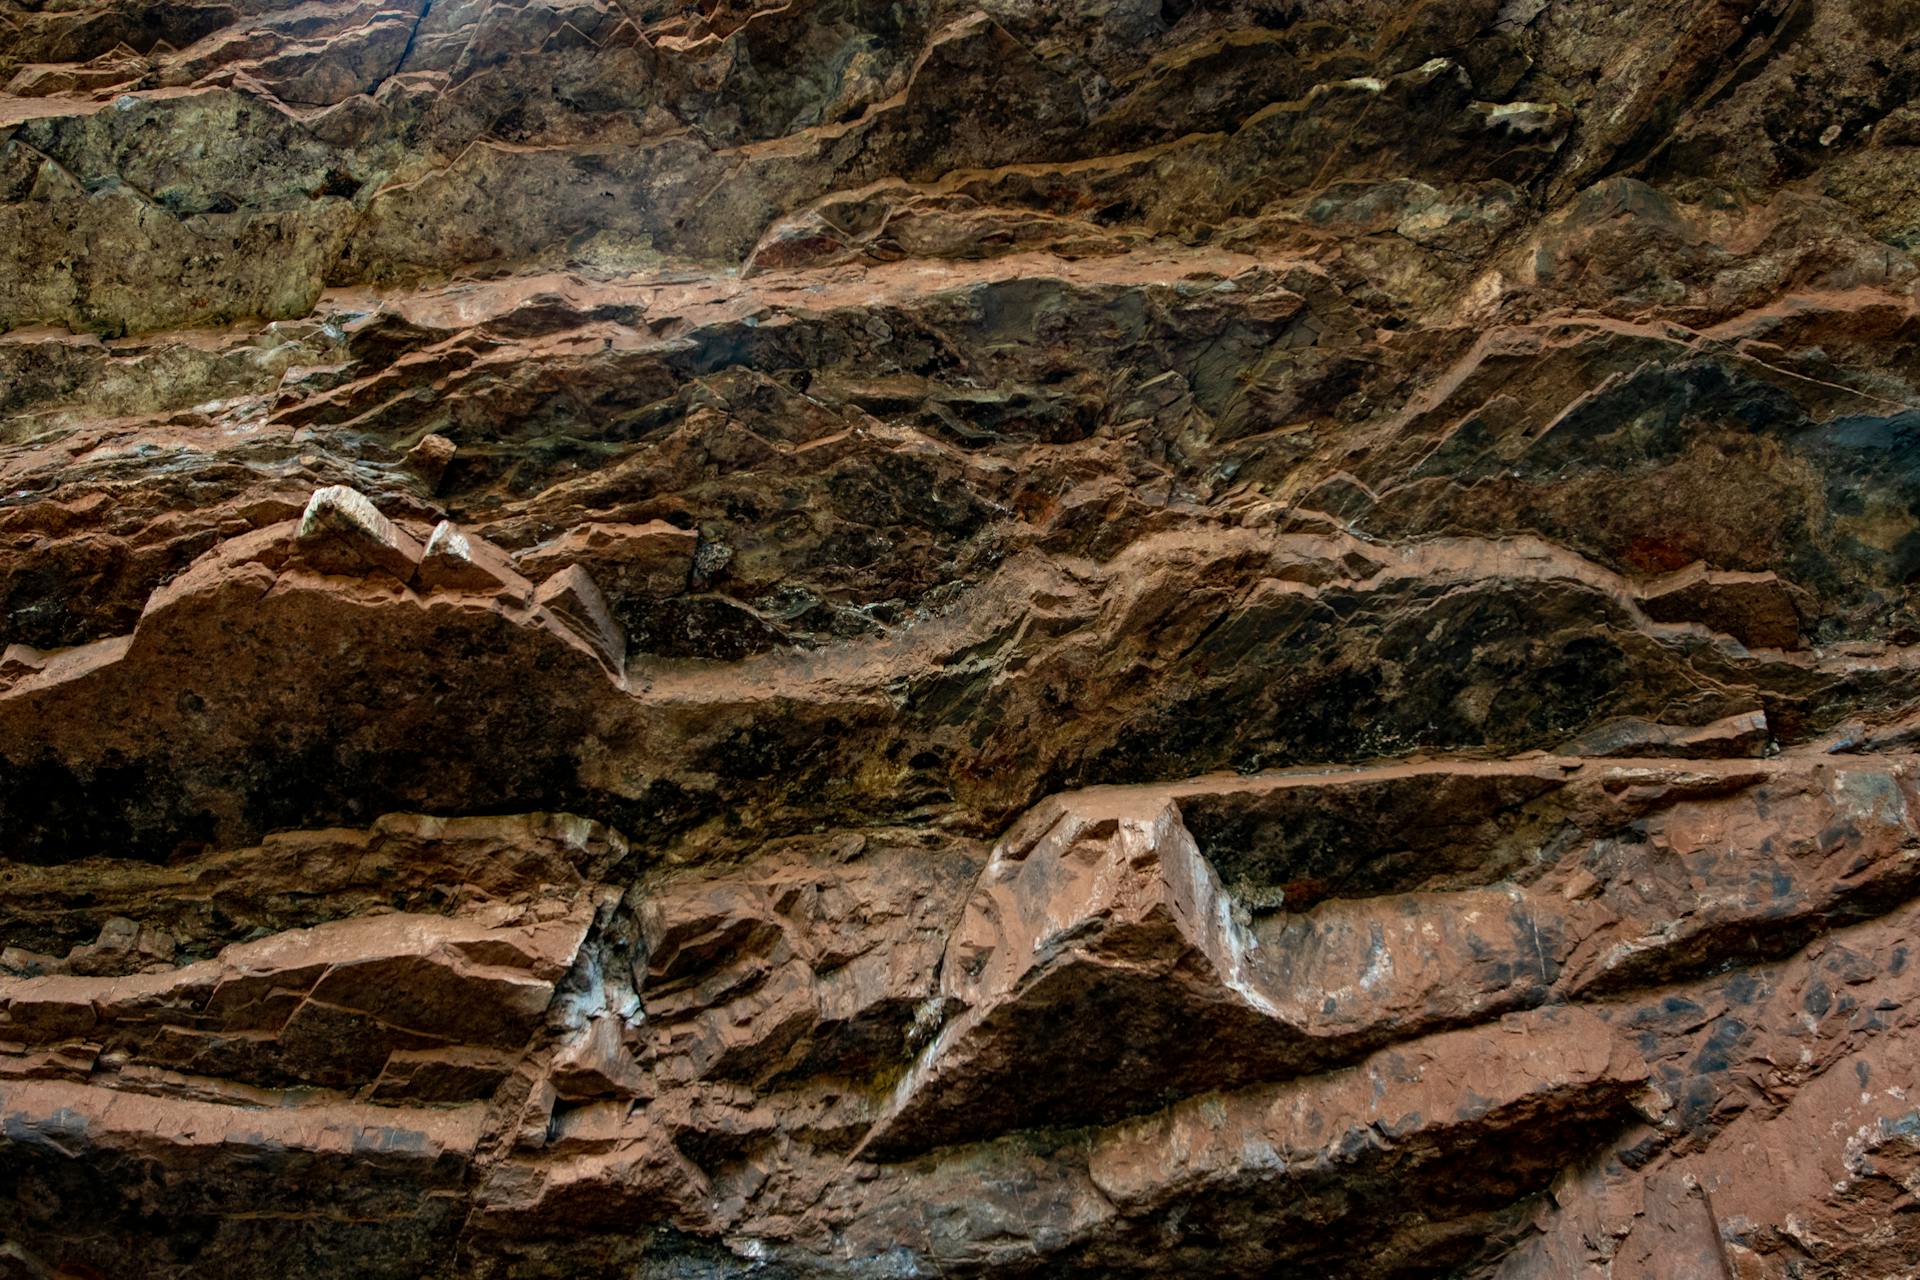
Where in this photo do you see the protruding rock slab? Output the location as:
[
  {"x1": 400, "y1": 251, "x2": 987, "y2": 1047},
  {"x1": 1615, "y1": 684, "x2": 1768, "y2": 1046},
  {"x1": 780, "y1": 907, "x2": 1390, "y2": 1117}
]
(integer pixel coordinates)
[
  {"x1": 0, "y1": 1080, "x2": 485, "y2": 1277},
  {"x1": 293, "y1": 485, "x2": 422, "y2": 581},
  {"x1": 1635, "y1": 564, "x2": 1803, "y2": 651},
  {"x1": 1077, "y1": 1006, "x2": 1650, "y2": 1274},
  {"x1": 535, "y1": 564, "x2": 626, "y2": 673},
  {"x1": 0, "y1": 907, "x2": 596, "y2": 1090},
  {"x1": 833, "y1": 1006, "x2": 1650, "y2": 1278},
  {"x1": 867, "y1": 756, "x2": 1920, "y2": 1158},
  {"x1": 861, "y1": 794, "x2": 1287, "y2": 1157},
  {"x1": 418, "y1": 519, "x2": 533, "y2": 601},
  {"x1": 516, "y1": 521, "x2": 697, "y2": 602},
  {"x1": 0, "y1": 810, "x2": 627, "y2": 966}
]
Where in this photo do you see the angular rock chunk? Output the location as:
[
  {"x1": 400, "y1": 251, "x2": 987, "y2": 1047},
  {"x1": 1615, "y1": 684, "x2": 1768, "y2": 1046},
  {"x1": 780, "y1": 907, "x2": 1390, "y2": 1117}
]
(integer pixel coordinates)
[
  {"x1": 403, "y1": 433, "x2": 457, "y2": 490},
  {"x1": 515, "y1": 521, "x2": 697, "y2": 601},
  {"x1": 637, "y1": 838, "x2": 980, "y2": 1088},
  {"x1": 1635, "y1": 564, "x2": 1803, "y2": 650},
  {"x1": 534, "y1": 564, "x2": 626, "y2": 673},
  {"x1": 416, "y1": 519, "x2": 533, "y2": 602},
  {"x1": 471, "y1": 1112, "x2": 715, "y2": 1239},
  {"x1": 549, "y1": 1015, "x2": 647, "y2": 1100},
  {"x1": 293, "y1": 485, "x2": 423, "y2": 581},
  {"x1": 832, "y1": 1007, "x2": 1648, "y2": 1277},
  {"x1": 61, "y1": 915, "x2": 175, "y2": 975},
  {"x1": 862, "y1": 781, "x2": 1562, "y2": 1156},
  {"x1": 1074, "y1": 1007, "x2": 1648, "y2": 1275},
  {"x1": 866, "y1": 756, "x2": 1920, "y2": 1158},
  {"x1": 0, "y1": 908, "x2": 596, "y2": 1089}
]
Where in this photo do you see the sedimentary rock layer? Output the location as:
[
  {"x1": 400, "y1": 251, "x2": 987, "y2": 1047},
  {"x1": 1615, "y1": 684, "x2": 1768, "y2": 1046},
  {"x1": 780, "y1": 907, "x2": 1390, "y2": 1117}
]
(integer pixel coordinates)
[{"x1": 4, "y1": 0, "x2": 1920, "y2": 1276}]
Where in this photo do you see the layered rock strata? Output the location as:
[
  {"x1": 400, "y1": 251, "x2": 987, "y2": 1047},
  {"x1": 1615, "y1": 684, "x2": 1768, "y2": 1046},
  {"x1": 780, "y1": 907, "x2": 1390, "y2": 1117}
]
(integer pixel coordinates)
[{"x1": 5, "y1": 0, "x2": 1920, "y2": 1275}]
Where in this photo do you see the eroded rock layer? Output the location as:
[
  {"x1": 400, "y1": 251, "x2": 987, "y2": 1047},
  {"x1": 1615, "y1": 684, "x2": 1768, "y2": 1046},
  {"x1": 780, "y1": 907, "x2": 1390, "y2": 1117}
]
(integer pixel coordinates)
[{"x1": 4, "y1": 0, "x2": 1920, "y2": 1276}]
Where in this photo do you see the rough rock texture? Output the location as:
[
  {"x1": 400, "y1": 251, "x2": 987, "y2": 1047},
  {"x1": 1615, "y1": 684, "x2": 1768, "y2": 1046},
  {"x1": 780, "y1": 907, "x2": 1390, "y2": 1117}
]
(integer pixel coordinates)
[{"x1": 4, "y1": 0, "x2": 1920, "y2": 1275}]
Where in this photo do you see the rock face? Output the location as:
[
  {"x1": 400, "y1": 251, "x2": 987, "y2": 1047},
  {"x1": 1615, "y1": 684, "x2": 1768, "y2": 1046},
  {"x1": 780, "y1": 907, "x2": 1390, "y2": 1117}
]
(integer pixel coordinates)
[{"x1": 3, "y1": 0, "x2": 1920, "y2": 1275}]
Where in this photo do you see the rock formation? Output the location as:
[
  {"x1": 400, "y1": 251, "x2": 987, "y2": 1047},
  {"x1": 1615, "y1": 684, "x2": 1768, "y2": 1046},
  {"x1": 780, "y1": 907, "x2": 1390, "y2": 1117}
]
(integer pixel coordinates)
[{"x1": 3, "y1": 0, "x2": 1920, "y2": 1275}]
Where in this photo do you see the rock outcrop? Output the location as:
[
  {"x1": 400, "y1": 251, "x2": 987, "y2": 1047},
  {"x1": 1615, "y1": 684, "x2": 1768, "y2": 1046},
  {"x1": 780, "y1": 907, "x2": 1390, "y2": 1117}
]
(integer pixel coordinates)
[{"x1": 4, "y1": 0, "x2": 1920, "y2": 1276}]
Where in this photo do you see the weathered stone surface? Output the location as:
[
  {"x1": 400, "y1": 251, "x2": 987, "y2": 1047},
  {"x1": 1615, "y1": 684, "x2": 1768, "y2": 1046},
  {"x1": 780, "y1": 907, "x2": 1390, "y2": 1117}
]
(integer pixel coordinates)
[
  {"x1": 533, "y1": 562, "x2": 627, "y2": 674},
  {"x1": 5, "y1": 0, "x2": 1920, "y2": 1275},
  {"x1": 294, "y1": 483, "x2": 424, "y2": 580},
  {"x1": 417, "y1": 518, "x2": 534, "y2": 601},
  {"x1": 866, "y1": 755, "x2": 1920, "y2": 1156}
]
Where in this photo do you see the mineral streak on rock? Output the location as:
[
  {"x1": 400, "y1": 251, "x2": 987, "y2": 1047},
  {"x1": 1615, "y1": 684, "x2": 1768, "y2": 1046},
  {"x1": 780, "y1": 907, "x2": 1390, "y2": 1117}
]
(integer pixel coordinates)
[{"x1": 3, "y1": 0, "x2": 1920, "y2": 1276}]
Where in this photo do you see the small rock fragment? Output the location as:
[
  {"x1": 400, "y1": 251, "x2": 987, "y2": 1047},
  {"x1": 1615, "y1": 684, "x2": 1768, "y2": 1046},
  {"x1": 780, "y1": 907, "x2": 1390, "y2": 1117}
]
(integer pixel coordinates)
[
  {"x1": 690, "y1": 536, "x2": 733, "y2": 588},
  {"x1": 417, "y1": 520, "x2": 534, "y2": 603},
  {"x1": 403, "y1": 433, "x2": 457, "y2": 491},
  {"x1": 0, "y1": 946, "x2": 59, "y2": 977},
  {"x1": 293, "y1": 485, "x2": 423, "y2": 581},
  {"x1": 535, "y1": 564, "x2": 627, "y2": 673},
  {"x1": 64, "y1": 916, "x2": 176, "y2": 976},
  {"x1": 549, "y1": 1015, "x2": 648, "y2": 1100},
  {"x1": 0, "y1": 644, "x2": 47, "y2": 678}
]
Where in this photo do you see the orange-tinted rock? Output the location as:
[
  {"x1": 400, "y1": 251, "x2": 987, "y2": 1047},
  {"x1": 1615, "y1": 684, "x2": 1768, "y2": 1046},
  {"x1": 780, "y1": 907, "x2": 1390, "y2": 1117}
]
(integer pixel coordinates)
[{"x1": 6, "y1": 0, "x2": 1920, "y2": 1275}]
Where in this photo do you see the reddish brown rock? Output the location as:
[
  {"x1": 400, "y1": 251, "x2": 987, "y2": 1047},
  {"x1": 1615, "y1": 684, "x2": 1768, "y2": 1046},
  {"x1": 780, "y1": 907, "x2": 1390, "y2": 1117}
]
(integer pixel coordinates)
[
  {"x1": 416, "y1": 519, "x2": 533, "y2": 601},
  {"x1": 403, "y1": 432, "x2": 458, "y2": 490},
  {"x1": 5, "y1": 0, "x2": 1920, "y2": 1275},
  {"x1": 292, "y1": 484, "x2": 423, "y2": 582},
  {"x1": 534, "y1": 563, "x2": 627, "y2": 675},
  {"x1": 515, "y1": 521, "x2": 697, "y2": 604},
  {"x1": 1635, "y1": 564, "x2": 1806, "y2": 652}
]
